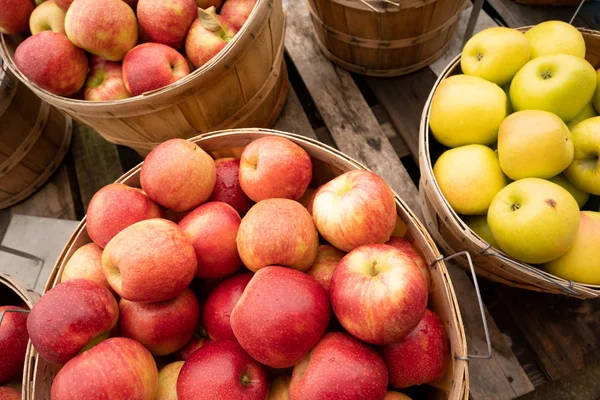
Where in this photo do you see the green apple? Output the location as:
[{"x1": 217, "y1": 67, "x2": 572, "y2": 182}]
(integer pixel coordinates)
[
  {"x1": 487, "y1": 178, "x2": 580, "y2": 264},
  {"x1": 434, "y1": 145, "x2": 508, "y2": 215},
  {"x1": 543, "y1": 211, "x2": 600, "y2": 284},
  {"x1": 564, "y1": 116, "x2": 600, "y2": 195},
  {"x1": 568, "y1": 102, "x2": 598, "y2": 130},
  {"x1": 430, "y1": 75, "x2": 507, "y2": 147},
  {"x1": 461, "y1": 27, "x2": 530, "y2": 86},
  {"x1": 525, "y1": 20, "x2": 586, "y2": 59},
  {"x1": 510, "y1": 54, "x2": 596, "y2": 122},
  {"x1": 548, "y1": 174, "x2": 590, "y2": 209},
  {"x1": 498, "y1": 110, "x2": 573, "y2": 180},
  {"x1": 592, "y1": 69, "x2": 600, "y2": 114},
  {"x1": 502, "y1": 83, "x2": 513, "y2": 114},
  {"x1": 463, "y1": 215, "x2": 500, "y2": 248}
]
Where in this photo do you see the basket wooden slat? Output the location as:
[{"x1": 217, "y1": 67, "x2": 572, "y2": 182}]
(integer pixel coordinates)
[
  {"x1": 26, "y1": 129, "x2": 468, "y2": 400},
  {"x1": 419, "y1": 28, "x2": 600, "y2": 299}
]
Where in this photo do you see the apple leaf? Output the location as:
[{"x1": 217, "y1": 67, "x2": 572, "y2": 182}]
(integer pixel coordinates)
[{"x1": 198, "y1": 6, "x2": 233, "y2": 42}]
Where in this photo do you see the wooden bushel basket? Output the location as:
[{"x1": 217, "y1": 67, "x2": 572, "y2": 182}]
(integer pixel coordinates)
[
  {"x1": 0, "y1": 0, "x2": 288, "y2": 156},
  {"x1": 419, "y1": 28, "x2": 600, "y2": 299},
  {"x1": 24, "y1": 129, "x2": 468, "y2": 399},
  {"x1": 306, "y1": 0, "x2": 468, "y2": 77},
  {"x1": 513, "y1": 0, "x2": 583, "y2": 6}
]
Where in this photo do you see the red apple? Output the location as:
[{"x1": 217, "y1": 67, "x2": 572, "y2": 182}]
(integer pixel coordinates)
[
  {"x1": 239, "y1": 137, "x2": 312, "y2": 202},
  {"x1": 86, "y1": 183, "x2": 164, "y2": 248},
  {"x1": 84, "y1": 57, "x2": 131, "y2": 101},
  {"x1": 102, "y1": 219, "x2": 197, "y2": 302},
  {"x1": 237, "y1": 199, "x2": 319, "y2": 272},
  {"x1": 179, "y1": 202, "x2": 242, "y2": 279},
  {"x1": 386, "y1": 236, "x2": 431, "y2": 291},
  {"x1": 157, "y1": 361, "x2": 184, "y2": 400},
  {"x1": 65, "y1": 0, "x2": 137, "y2": 61},
  {"x1": 51, "y1": 337, "x2": 158, "y2": 400},
  {"x1": 0, "y1": 0, "x2": 35, "y2": 34},
  {"x1": 14, "y1": 31, "x2": 88, "y2": 96},
  {"x1": 137, "y1": 0, "x2": 196, "y2": 49},
  {"x1": 289, "y1": 332, "x2": 388, "y2": 400},
  {"x1": 54, "y1": 0, "x2": 74, "y2": 10},
  {"x1": 177, "y1": 340, "x2": 268, "y2": 400},
  {"x1": 140, "y1": 139, "x2": 216, "y2": 212},
  {"x1": 29, "y1": 0, "x2": 66, "y2": 35},
  {"x1": 185, "y1": 8, "x2": 237, "y2": 69},
  {"x1": 27, "y1": 279, "x2": 119, "y2": 365},
  {"x1": 202, "y1": 272, "x2": 252, "y2": 341},
  {"x1": 267, "y1": 375, "x2": 291, "y2": 400},
  {"x1": 0, "y1": 306, "x2": 28, "y2": 384},
  {"x1": 220, "y1": 0, "x2": 256, "y2": 31},
  {"x1": 60, "y1": 242, "x2": 111, "y2": 291},
  {"x1": 382, "y1": 309, "x2": 450, "y2": 388},
  {"x1": 175, "y1": 334, "x2": 211, "y2": 361},
  {"x1": 312, "y1": 170, "x2": 396, "y2": 252},
  {"x1": 209, "y1": 157, "x2": 253, "y2": 216},
  {"x1": 305, "y1": 244, "x2": 345, "y2": 293},
  {"x1": 231, "y1": 266, "x2": 330, "y2": 368},
  {"x1": 330, "y1": 244, "x2": 427, "y2": 345},
  {"x1": 0, "y1": 386, "x2": 20, "y2": 400}
]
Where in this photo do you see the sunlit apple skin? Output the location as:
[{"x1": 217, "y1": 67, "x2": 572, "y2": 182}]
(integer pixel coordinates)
[
  {"x1": 60, "y1": 242, "x2": 111, "y2": 291},
  {"x1": 84, "y1": 57, "x2": 131, "y2": 101},
  {"x1": 29, "y1": 0, "x2": 66, "y2": 34},
  {"x1": 185, "y1": 14, "x2": 237, "y2": 69},
  {"x1": 564, "y1": 116, "x2": 600, "y2": 195},
  {"x1": 0, "y1": 0, "x2": 35, "y2": 34},
  {"x1": 175, "y1": 334, "x2": 211, "y2": 361},
  {"x1": 330, "y1": 244, "x2": 428, "y2": 345},
  {"x1": 209, "y1": 158, "x2": 253, "y2": 216},
  {"x1": 289, "y1": 332, "x2": 388, "y2": 400},
  {"x1": 156, "y1": 361, "x2": 184, "y2": 400},
  {"x1": 386, "y1": 236, "x2": 431, "y2": 291},
  {"x1": 220, "y1": 0, "x2": 257, "y2": 31},
  {"x1": 305, "y1": 244, "x2": 345, "y2": 293},
  {"x1": 267, "y1": 375, "x2": 291, "y2": 400},
  {"x1": 525, "y1": 20, "x2": 586, "y2": 59},
  {"x1": 27, "y1": 279, "x2": 119, "y2": 365},
  {"x1": 137, "y1": 0, "x2": 196, "y2": 49},
  {"x1": 0, "y1": 386, "x2": 20, "y2": 400},
  {"x1": 0, "y1": 306, "x2": 28, "y2": 384},
  {"x1": 50, "y1": 338, "x2": 158, "y2": 400}
]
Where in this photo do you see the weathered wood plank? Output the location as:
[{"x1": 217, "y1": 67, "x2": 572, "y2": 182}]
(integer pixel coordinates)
[
  {"x1": 273, "y1": 83, "x2": 318, "y2": 140},
  {"x1": 370, "y1": 104, "x2": 411, "y2": 160}
]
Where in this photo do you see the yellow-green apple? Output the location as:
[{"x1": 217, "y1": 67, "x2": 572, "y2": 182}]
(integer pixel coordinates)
[
  {"x1": 86, "y1": 183, "x2": 164, "y2": 248},
  {"x1": 543, "y1": 211, "x2": 600, "y2": 284},
  {"x1": 502, "y1": 82, "x2": 513, "y2": 114},
  {"x1": 386, "y1": 236, "x2": 431, "y2": 291},
  {"x1": 312, "y1": 170, "x2": 396, "y2": 252},
  {"x1": 60, "y1": 242, "x2": 111, "y2": 291},
  {"x1": 594, "y1": 69, "x2": 600, "y2": 114},
  {"x1": 231, "y1": 266, "x2": 330, "y2": 368},
  {"x1": 140, "y1": 139, "x2": 216, "y2": 212},
  {"x1": 237, "y1": 199, "x2": 318, "y2": 271},
  {"x1": 429, "y1": 75, "x2": 507, "y2": 147},
  {"x1": 186, "y1": 7, "x2": 237, "y2": 69},
  {"x1": 179, "y1": 202, "x2": 242, "y2": 278},
  {"x1": 102, "y1": 219, "x2": 197, "y2": 302},
  {"x1": 564, "y1": 116, "x2": 600, "y2": 195},
  {"x1": 461, "y1": 27, "x2": 530, "y2": 86},
  {"x1": 175, "y1": 334, "x2": 211, "y2": 361},
  {"x1": 137, "y1": 0, "x2": 196, "y2": 49},
  {"x1": 177, "y1": 340, "x2": 268, "y2": 400},
  {"x1": 548, "y1": 174, "x2": 590, "y2": 208},
  {"x1": 268, "y1": 375, "x2": 291, "y2": 400},
  {"x1": 209, "y1": 158, "x2": 254, "y2": 216},
  {"x1": 123, "y1": 43, "x2": 190, "y2": 96},
  {"x1": 525, "y1": 20, "x2": 586, "y2": 59},
  {"x1": 509, "y1": 54, "x2": 596, "y2": 122},
  {"x1": 27, "y1": 279, "x2": 119, "y2": 365},
  {"x1": 381, "y1": 309, "x2": 449, "y2": 388},
  {"x1": 118, "y1": 288, "x2": 199, "y2": 356},
  {"x1": 385, "y1": 391, "x2": 412, "y2": 400},
  {"x1": 487, "y1": 178, "x2": 580, "y2": 263},
  {"x1": 0, "y1": 386, "x2": 20, "y2": 400},
  {"x1": 156, "y1": 362, "x2": 184, "y2": 400},
  {"x1": 65, "y1": 0, "x2": 137, "y2": 61},
  {"x1": 305, "y1": 244, "x2": 345, "y2": 293},
  {"x1": 29, "y1": 0, "x2": 66, "y2": 34},
  {"x1": 330, "y1": 244, "x2": 427, "y2": 344},
  {"x1": 239, "y1": 137, "x2": 312, "y2": 202},
  {"x1": 220, "y1": 0, "x2": 257, "y2": 31},
  {"x1": 14, "y1": 31, "x2": 88, "y2": 96},
  {"x1": 0, "y1": 0, "x2": 35, "y2": 34},
  {"x1": 498, "y1": 110, "x2": 574, "y2": 179},
  {"x1": 463, "y1": 215, "x2": 500, "y2": 248},
  {"x1": 569, "y1": 102, "x2": 597, "y2": 130},
  {"x1": 54, "y1": 0, "x2": 74, "y2": 10},
  {"x1": 289, "y1": 332, "x2": 388, "y2": 400},
  {"x1": 202, "y1": 272, "x2": 252, "y2": 341},
  {"x1": 84, "y1": 57, "x2": 131, "y2": 101},
  {"x1": 196, "y1": 0, "x2": 222, "y2": 8},
  {"x1": 0, "y1": 306, "x2": 28, "y2": 384},
  {"x1": 50, "y1": 337, "x2": 158, "y2": 400},
  {"x1": 434, "y1": 145, "x2": 508, "y2": 215}
]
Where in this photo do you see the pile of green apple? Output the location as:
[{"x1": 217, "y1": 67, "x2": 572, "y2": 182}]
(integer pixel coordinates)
[
  {"x1": 16, "y1": 136, "x2": 449, "y2": 399},
  {"x1": 0, "y1": 0, "x2": 254, "y2": 100},
  {"x1": 430, "y1": 21, "x2": 600, "y2": 285}
]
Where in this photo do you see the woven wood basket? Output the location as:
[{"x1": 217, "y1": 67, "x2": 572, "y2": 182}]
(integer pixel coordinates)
[
  {"x1": 24, "y1": 129, "x2": 469, "y2": 399},
  {"x1": 0, "y1": 60, "x2": 72, "y2": 209},
  {"x1": 306, "y1": 0, "x2": 468, "y2": 77},
  {"x1": 0, "y1": 0, "x2": 287, "y2": 156},
  {"x1": 419, "y1": 28, "x2": 600, "y2": 299}
]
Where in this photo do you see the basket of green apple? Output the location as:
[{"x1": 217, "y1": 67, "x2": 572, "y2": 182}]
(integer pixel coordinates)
[
  {"x1": 419, "y1": 21, "x2": 600, "y2": 299},
  {"x1": 23, "y1": 129, "x2": 469, "y2": 399}
]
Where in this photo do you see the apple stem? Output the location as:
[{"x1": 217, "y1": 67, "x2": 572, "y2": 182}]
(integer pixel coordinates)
[
  {"x1": 511, "y1": 203, "x2": 521, "y2": 211},
  {"x1": 241, "y1": 372, "x2": 252, "y2": 387},
  {"x1": 198, "y1": 7, "x2": 234, "y2": 41},
  {"x1": 371, "y1": 260, "x2": 378, "y2": 276}
]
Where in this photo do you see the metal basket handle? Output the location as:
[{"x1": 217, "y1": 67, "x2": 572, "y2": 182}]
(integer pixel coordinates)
[{"x1": 0, "y1": 308, "x2": 31, "y2": 325}]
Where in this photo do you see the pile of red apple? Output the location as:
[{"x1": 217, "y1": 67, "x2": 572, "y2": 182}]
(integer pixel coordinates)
[
  {"x1": 11, "y1": 136, "x2": 450, "y2": 399},
  {"x1": 0, "y1": 303, "x2": 28, "y2": 400},
  {"x1": 0, "y1": 0, "x2": 253, "y2": 100}
]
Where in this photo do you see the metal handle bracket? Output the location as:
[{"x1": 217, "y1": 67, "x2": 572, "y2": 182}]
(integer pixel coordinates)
[{"x1": 0, "y1": 308, "x2": 31, "y2": 325}]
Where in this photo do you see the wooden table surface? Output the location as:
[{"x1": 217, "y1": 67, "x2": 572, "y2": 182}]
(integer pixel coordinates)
[{"x1": 2, "y1": 1, "x2": 600, "y2": 399}]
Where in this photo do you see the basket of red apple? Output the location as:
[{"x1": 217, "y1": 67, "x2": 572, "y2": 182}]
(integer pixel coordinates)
[
  {"x1": 22, "y1": 129, "x2": 469, "y2": 399},
  {"x1": 419, "y1": 21, "x2": 600, "y2": 299},
  {"x1": 0, "y1": 273, "x2": 39, "y2": 400},
  {"x1": 0, "y1": 0, "x2": 287, "y2": 156}
]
